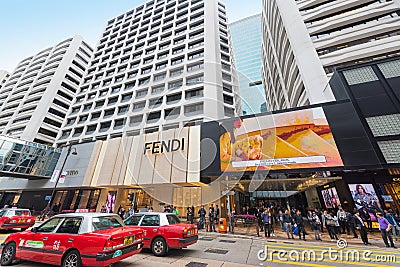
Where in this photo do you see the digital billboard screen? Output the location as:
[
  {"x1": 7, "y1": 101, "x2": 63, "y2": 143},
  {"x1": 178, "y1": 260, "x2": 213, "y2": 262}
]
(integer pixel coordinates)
[
  {"x1": 219, "y1": 107, "x2": 343, "y2": 172},
  {"x1": 321, "y1": 187, "x2": 341, "y2": 209},
  {"x1": 348, "y1": 183, "x2": 381, "y2": 221}
]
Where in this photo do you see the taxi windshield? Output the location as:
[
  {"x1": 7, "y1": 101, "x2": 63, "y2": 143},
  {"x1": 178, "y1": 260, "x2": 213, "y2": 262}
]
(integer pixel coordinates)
[
  {"x1": 0, "y1": 210, "x2": 6, "y2": 217},
  {"x1": 92, "y1": 216, "x2": 124, "y2": 231}
]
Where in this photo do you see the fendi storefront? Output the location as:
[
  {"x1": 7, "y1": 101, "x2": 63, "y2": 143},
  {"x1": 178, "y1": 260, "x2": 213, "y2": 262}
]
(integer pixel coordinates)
[{"x1": 0, "y1": 126, "x2": 227, "y2": 215}]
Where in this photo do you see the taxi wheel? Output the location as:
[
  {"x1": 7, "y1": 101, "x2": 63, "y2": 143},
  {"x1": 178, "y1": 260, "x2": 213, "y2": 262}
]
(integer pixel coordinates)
[
  {"x1": 62, "y1": 250, "x2": 82, "y2": 267},
  {"x1": 151, "y1": 237, "x2": 167, "y2": 256},
  {"x1": 1, "y1": 242, "x2": 16, "y2": 266}
]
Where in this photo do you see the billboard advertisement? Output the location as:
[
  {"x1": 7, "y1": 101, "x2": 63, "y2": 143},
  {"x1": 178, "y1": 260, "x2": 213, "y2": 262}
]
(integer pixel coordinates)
[
  {"x1": 348, "y1": 183, "x2": 381, "y2": 221},
  {"x1": 321, "y1": 187, "x2": 341, "y2": 209},
  {"x1": 219, "y1": 107, "x2": 343, "y2": 172}
]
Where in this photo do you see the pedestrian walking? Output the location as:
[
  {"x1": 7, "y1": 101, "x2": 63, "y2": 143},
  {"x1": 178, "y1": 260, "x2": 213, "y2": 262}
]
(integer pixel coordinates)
[
  {"x1": 187, "y1": 207, "x2": 194, "y2": 224},
  {"x1": 377, "y1": 212, "x2": 397, "y2": 248},
  {"x1": 262, "y1": 208, "x2": 271, "y2": 238},
  {"x1": 315, "y1": 208, "x2": 323, "y2": 233},
  {"x1": 324, "y1": 211, "x2": 338, "y2": 241},
  {"x1": 354, "y1": 211, "x2": 371, "y2": 245},
  {"x1": 385, "y1": 210, "x2": 399, "y2": 241},
  {"x1": 209, "y1": 206, "x2": 216, "y2": 232},
  {"x1": 294, "y1": 210, "x2": 306, "y2": 240},
  {"x1": 257, "y1": 207, "x2": 264, "y2": 231},
  {"x1": 360, "y1": 207, "x2": 372, "y2": 231},
  {"x1": 337, "y1": 206, "x2": 346, "y2": 234},
  {"x1": 278, "y1": 210, "x2": 285, "y2": 232},
  {"x1": 283, "y1": 209, "x2": 294, "y2": 239},
  {"x1": 308, "y1": 211, "x2": 322, "y2": 240},
  {"x1": 198, "y1": 205, "x2": 206, "y2": 230},
  {"x1": 345, "y1": 210, "x2": 358, "y2": 238}
]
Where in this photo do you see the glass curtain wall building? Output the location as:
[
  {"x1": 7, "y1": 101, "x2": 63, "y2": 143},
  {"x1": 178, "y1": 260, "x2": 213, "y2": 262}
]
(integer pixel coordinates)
[
  {"x1": 0, "y1": 135, "x2": 61, "y2": 178},
  {"x1": 230, "y1": 14, "x2": 266, "y2": 114}
]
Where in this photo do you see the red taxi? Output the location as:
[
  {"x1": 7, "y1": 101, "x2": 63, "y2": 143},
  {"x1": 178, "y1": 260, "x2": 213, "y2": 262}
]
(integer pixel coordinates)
[
  {"x1": 124, "y1": 212, "x2": 198, "y2": 256},
  {"x1": 0, "y1": 208, "x2": 35, "y2": 231},
  {"x1": 0, "y1": 213, "x2": 144, "y2": 267}
]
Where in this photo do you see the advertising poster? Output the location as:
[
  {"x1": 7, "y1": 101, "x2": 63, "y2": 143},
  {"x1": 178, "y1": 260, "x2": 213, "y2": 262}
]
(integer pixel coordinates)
[
  {"x1": 348, "y1": 184, "x2": 381, "y2": 221},
  {"x1": 105, "y1": 191, "x2": 117, "y2": 213},
  {"x1": 321, "y1": 187, "x2": 341, "y2": 209},
  {"x1": 219, "y1": 107, "x2": 343, "y2": 172}
]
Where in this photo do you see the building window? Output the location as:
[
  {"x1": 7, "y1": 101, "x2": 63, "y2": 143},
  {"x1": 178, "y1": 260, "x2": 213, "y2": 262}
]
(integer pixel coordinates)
[
  {"x1": 91, "y1": 112, "x2": 101, "y2": 120},
  {"x1": 118, "y1": 105, "x2": 129, "y2": 115},
  {"x1": 151, "y1": 85, "x2": 164, "y2": 94},
  {"x1": 168, "y1": 80, "x2": 183, "y2": 90},
  {"x1": 147, "y1": 111, "x2": 161, "y2": 123},
  {"x1": 154, "y1": 72, "x2": 166, "y2": 81},
  {"x1": 104, "y1": 108, "x2": 115, "y2": 118},
  {"x1": 99, "y1": 121, "x2": 111, "y2": 132},
  {"x1": 132, "y1": 101, "x2": 146, "y2": 111},
  {"x1": 170, "y1": 68, "x2": 183, "y2": 77},
  {"x1": 165, "y1": 107, "x2": 180, "y2": 119},
  {"x1": 185, "y1": 88, "x2": 203, "y2": 99},
  {"x1": 184, "y1": 102, "x2": 203, "y2": 115},
  {"x1": 121, "y1": 93, "x2": 133, "y2": 102},
  {"x1": 166, "y1": 92, "x2": 182, "y2": 104},
  {"x1": 186, "y1": 75, "x2": 203, "y2": 86},
  {"x1": 129, "y1": 115, "x2": 143, "y2": 126},
  {"x1": 187, "y1": 62, "x2": 204, "y2": 72},
  {"x1": 136, "y1": 88, "x2": 148, "y2": 98}
]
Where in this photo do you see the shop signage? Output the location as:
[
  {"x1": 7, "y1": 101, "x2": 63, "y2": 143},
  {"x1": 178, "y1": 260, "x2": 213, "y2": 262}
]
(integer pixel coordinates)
[
  {"x1": 66, "y1": 170, "x2": 78, "y2": 176},
  {"x1": 382, "y1": 195, "x2": 393, "y2": 202},
  {"x1": 143, "y1": 138, "x2": 185, "y2": 155},
  {"x1": 58, "y1": 171, "x2": 67, "y2": 184}
]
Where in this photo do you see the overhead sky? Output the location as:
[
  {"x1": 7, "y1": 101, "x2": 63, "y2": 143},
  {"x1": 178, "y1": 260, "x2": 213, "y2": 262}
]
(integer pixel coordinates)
[{"x1": 0, "y1": 0, "x2": 262, "y2": 72}]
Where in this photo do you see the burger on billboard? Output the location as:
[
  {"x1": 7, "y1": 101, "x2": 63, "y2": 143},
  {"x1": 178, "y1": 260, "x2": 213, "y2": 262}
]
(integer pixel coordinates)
[{"x1": 219, "y1": 107, "x2": 343, "y2": 172}]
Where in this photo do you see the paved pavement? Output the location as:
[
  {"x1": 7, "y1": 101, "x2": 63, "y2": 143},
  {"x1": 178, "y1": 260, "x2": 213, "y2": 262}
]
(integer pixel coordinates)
[{"x1": 1, "y1": 230, "x2": 399, "y2": 267}]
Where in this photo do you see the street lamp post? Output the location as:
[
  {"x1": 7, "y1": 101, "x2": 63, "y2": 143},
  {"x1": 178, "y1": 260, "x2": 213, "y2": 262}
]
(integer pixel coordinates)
[{"x1": 42, "y1": 144, "x2": 77, "y2": 218}]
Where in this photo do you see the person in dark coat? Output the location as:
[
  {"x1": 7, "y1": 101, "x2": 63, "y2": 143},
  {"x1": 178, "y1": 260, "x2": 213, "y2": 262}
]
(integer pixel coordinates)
[
  {"x1": 345, "y1": 210, "x2": 358, "y2": 238},
  {"x1": 294, "y1": 210, "x2": 306, "y2": 240},
  {"x1": 354, "y1": 211, "x2": 371, "y2": 245}
]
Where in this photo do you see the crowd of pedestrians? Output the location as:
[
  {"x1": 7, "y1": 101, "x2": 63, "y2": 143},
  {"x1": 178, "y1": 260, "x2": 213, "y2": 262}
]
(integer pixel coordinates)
[{"x1": 253, "y1": 203, "x2": 400, "y2": 248}]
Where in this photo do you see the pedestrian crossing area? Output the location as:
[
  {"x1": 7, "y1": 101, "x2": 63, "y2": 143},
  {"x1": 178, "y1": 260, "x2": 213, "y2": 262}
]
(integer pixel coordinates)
[{"x1": 260, "y1": 240, "x2": 400, "y2": 267}]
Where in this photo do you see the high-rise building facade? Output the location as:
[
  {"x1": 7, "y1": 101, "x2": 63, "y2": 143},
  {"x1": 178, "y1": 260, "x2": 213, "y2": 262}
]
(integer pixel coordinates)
[
  {"x1": 0, "y1": 35, "x2": 93, "y2": 145},
  {"x1": 57, "y1": 0, "x2": 239, "y2": 145},
  {"x1": 262, "y1": 0, "x2": 400, "y2": 111},
  {"x1": 0, "y1": 70, "x2": 10, "y2": 89},
  {"x1": 230, "y1": 14, "x2": 266, "y2": 115}
]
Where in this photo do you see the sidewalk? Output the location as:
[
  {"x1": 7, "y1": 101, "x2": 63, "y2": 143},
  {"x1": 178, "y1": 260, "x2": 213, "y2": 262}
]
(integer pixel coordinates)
[{"x1": 198, "y1": 225, "x2": 398, "y2": 249}]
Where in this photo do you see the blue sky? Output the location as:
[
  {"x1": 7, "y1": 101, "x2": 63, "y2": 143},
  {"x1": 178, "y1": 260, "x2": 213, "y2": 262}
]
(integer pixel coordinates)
[{"x1": 0, "y1": 0, "x2": 261, "y2": 72}]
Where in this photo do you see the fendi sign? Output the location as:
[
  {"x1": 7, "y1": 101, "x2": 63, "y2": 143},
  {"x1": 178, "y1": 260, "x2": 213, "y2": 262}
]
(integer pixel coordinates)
[{"x1": 144, "y1": 138, "x2": 185, "y2": 155}]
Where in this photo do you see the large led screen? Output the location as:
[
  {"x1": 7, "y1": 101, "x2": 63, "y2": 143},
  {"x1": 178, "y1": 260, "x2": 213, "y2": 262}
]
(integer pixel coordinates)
[{"x1": 220, "y1": 107, "x2": 343, "y2": 172}]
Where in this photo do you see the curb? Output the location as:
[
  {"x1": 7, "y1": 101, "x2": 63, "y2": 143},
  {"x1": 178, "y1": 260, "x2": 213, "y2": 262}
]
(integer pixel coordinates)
[{"x1": 198, "y1": 232, "x2": 390, "y2": 249}]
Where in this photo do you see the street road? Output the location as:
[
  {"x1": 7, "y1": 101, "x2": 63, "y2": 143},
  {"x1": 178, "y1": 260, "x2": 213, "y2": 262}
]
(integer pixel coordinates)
[{"x1": 1, "y1": 231, "x2": 400, "y2": 267}]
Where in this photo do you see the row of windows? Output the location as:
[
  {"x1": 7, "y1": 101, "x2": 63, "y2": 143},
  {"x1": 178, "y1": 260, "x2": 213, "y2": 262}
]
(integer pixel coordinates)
[
  {"x1": 60, "y1": 102, "x2": 204, "y2": 139},
  {"x1": 86, "y1": 39, "x2": 204, "y2": 82},
  {"x1": 82, "y1": 57, "x2": 205, "y2": 94},
  {"x1": 97, "y1": 12, "x2": 206, "y2": 57},
  {"x1": 105, "y1": 0, "x2": 207, "y2": 34},
  {"x1": 70, "y1": 82, "x2": 205, "y2": 117},
  {"x1": 79, "y1": 66, "x2": 204, "y2": 102}
]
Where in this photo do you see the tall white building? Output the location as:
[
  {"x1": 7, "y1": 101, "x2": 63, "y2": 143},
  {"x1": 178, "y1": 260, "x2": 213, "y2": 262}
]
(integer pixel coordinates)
[
  {"x1": 0, "y1": 70, "x2": 10, "y2": 88},
  {"x1": 0, "y1": 35, "x2": 93, "y2": 145},
  {"x1": 57, "y1": 0, "x2": 239, "y2": 145},
  {"x1": 262, "y1": 0, "x2": 400, "y2": 111}
]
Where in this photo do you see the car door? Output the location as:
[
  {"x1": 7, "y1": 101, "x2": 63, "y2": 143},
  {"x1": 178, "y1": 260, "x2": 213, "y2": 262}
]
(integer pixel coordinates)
[
  {"x1": 44, "y1": 217, "x2": 83, "y2": 265},
  {"x1": 18, "y1": 217, "x2": 64, "y2": 264},
  {"x1": 139, "y1": 214, "x2": 160, "y2": 247}
]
